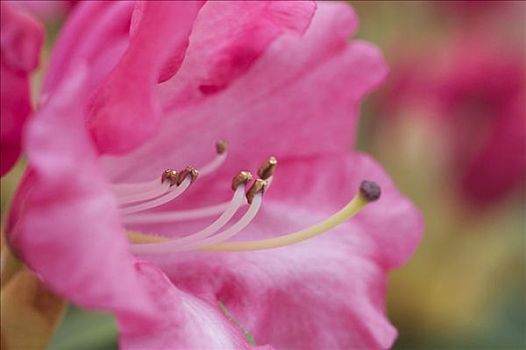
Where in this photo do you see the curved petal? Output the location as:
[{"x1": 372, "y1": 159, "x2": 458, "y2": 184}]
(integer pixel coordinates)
[
  {"x1": 0, "y1": 2, "x2": 42, "y2": 72},
  {"x1": 6, "y1": 68, "x2": 157, "y2": 332},
  {"x1": 101, "y1": 2, "x2": 388, "y2": 182},
  {"x1": 42, "y1": 1, "x2": 133, "y2": 97},
  {"x1": 88, "y1": 1, "x2": 203, "y2": 155},
  {"x1": 159, "y1": 1, "x2": 315, "y2": 92},
  {"x1": 0, "y1": 2, "x2": 43, "y2": 175},
  {"x1": 142, "y1": 153, "x2": 423, "y2": 349},
  {"x1": 120, "y1": 262, "x2": 270, "y2": 349},
  {"x1": 0, "y1": 63, "x2": 31, "y2": 175}
]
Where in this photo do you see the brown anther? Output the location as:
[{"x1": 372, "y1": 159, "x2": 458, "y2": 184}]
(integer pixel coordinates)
[
  {"x1": 176, "y1": 166, "x2": 199, "y2": 186},
  {"x1": 246, "y1": 179, "x2": 268, "y2": 204},
  {"x1": 257, "y1": 156, "x2": 278, "y2": 180},
  {"x1": 216, "y1": 140, "x2": 228, "y2": 155},
  {"x1": 161, "y1": 169, "x2": 179, "y2": 187},
  {"x1": 359, "y1": 180, "x2": 381, "y2": 202},
  {"x1": 231, "y1": 171, "x2": 253, "y2": 191}
]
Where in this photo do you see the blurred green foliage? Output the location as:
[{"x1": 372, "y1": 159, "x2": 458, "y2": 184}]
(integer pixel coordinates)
[{"x1": 48, "y1": 307, "x2": 117, "y2": 350}]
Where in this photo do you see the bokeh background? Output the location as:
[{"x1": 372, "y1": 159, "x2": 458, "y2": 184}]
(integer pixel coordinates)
[
  {"x1": 1, "y1": 1, "x2": 525, "y2": 349},
  {"x1": 353, "y1": 2, "x2": 525, "y2": 349}
]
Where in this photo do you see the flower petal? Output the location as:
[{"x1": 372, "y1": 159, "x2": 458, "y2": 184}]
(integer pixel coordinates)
[
  {"x1": 0, "y1": 2, "x2": 42, "y2": 72},
  {"x1": 0, "y1": 2, "x2": 43, "y2": 175},
  {"x1": 88, "y1": 1, "x2": 203, "y2": 155},
  {"x1": 42, "y1": 1, "x2": 133, "y2": 97},
  {"x1": 6, "y1": 67, "x2": 157, "y2": 332},
  {"x1": 101, "y1": 2, "x2": 387, "y2": 182},
  {"x1": 120, "y1": 261, "x2": 269, "y2": 349},
  {"x1": 1, "y1": 63, "x2": 31, "y2": 176},
  {"x1": 159, "y1": 1, "x2": 315, "y2": 92},
  {"x1": 142, "y1": 153, "x2": 423, "y2": 349}
]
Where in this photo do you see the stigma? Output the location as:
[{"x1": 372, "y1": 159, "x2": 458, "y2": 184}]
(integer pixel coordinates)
[{"x1": 114, "y1": 141, "x2": 381, "y2": 255}]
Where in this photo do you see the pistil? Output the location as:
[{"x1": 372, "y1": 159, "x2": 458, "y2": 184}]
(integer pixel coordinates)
[{"x1": 201, "y1": 181, "x2": 380, "y2": 252}]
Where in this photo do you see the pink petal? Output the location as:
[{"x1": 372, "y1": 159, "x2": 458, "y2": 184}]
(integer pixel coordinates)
[
  {"x1": 0, "y1": 2, "x2": 42, "y2": 176},
  {"x1": 120, "y1": 261, "x2": 269, "y2": 349},
  {"x1": 0, "y1": 2, "x2": 42, "y2": 72},
  {"x1": 88, "y1": 1, "x2": 203, "y2": 155},
  {"x1": 143, "y1": 153, "x2": 423, "y2": 349},
  {"x1": 101, "y1": 2, "x2": 387, "y2": 183},
  {"x1": 6, "y1": 68, "x2": 157, "y2": 332},
  {"x1": 159, "y1": 1, "x2": 315, "y2": 92},
  {"x1": 0, "y1": 63, "x2": 31, "y2": 175},
  {"x1": 42, "y1": 1, "x2": 134, "y2": 96}
]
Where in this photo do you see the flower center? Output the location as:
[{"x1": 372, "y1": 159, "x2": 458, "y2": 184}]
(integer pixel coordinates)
[{"x1": 114, "y1": 141, "x2": 380, "y2": 255}]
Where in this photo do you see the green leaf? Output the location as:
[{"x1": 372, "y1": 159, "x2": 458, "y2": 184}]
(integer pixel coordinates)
[{"x1": 48, "y1": 306, "x2": 118, "y2": 350}]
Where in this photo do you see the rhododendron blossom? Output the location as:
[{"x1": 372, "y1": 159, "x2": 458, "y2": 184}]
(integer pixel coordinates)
[
  {"x1": 6, "y1": 1, "x2": 422, "y2": 349},
  {"x1": 379, "y1": 38, "x2": 525, "y2": 207},
  {"x1": 435, "y1": 43, "x2": 525, "y2": 206},
  {"x1": 0, "y1": 2, "x2": 43, "y2": 176}
]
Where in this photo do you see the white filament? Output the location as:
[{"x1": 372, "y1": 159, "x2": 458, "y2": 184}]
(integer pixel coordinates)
[
  {"x1": 130, "y1": 193, "x2": 262, "y2": 255},
  {"x1": 122, "y1": 187, "x2": 246, "y2": 225},
  {"x1": 111, "y1": 150, "x2": 227, "y2": 195},
  {"x1": 116, "y1": 183, "x2": 171, "y2": 205},
  {"x1": 112, "y1": 179, "x2": 159, "y2": 196},
  {"x1": 130, "y1": 187, "x2": 245, "y2": 248},
  {"x1": 199, "y1": 152, "x2": 227, "y2": 176},
  {"x1": 120, "y1": 178, "x2": 191, "y2": 215}
]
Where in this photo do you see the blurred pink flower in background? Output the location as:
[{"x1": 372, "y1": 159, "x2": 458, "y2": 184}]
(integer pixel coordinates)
[
  {"x1": 377, "y1": 37, "x2": 525, "y2": 208},
  {"x1": 434, "y1": 0, "x2": 511, "y2": 19},
  {"x1": 435, "y1": 41, "x2": 525, "y2": 206},
  {"x1": 5, "y1": 1, "x2": 423, "y2": 349},
  {"x1": 0, "y1": 2, "x2": 43, "y2": 176},
  {"x1": 349, "y1": 2, "x2": 526, "y2": 347}
]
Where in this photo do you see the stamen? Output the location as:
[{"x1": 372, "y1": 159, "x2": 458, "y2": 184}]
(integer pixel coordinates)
[
  {"x1": 111, "y1": 140, "x2": 227, "y2": 194},
  {"x1": 120, "y1": 175, "x2": 193, "y2": 215},
  {"x1": 129, "y1": 192, "x2": 263, "y2": 255},
  {"x1": 200, "y1": 181, "x2": 381, "y2": 252},
  {"x1": 115, "y1": 169, "x2": 176, "y2": 205},
  {"x1": 123, "y1": 171, "x2": 253, "y2": 225},
  {"x1": 122, "y1": 171, "x2": 275, "y2": 224},
  {"x1": 111, "y1": 179, "x2": 160, "y2": 196},
  {"x1": 116, "y1": 182, "x2": 171, "y2": 205},
  {"x1": 130, "y1": 185, "x2": 249, "y2": 255},
  {"x1": 123, "y1": 202, "x2": 230, "y2": 224},
  {"x1": 176, "y1": 166, "x2": 199, "y2": 186},
  {"x1": 198, "y1": 140, "x2": 228, "y2": 176},
  {"x1": 257, "y1": 156, "x2": 277, "y2": 180},
  {"x1": 161, "y1": 169, "x2": 179, "y2": 187},
  {"x1": 216, "y1": 140, "x2": 228, "y2": 155},
  {"x1": 231, "y1": 171, "x2": 253, "y2": 191},
  {"x1": 246, "y1": 179, "x2": 268, "y2": 204}
]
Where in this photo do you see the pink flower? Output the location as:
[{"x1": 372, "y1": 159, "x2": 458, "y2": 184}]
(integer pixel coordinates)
[
  {"x1": 7, "y1": 1, "x2": 422, "y2": 348},
  {"x1": 432, "y1": 0, "x2": 523, "y2": 23},
  {"x1": 0, "y1": 2, "x2": 43, "y2": 176},
  {"x1": 436, "y1": 43, "x2": 525, "y2": 205},
  {"x1": 379, "y1": 38, "x2": 525, "y2": 207}
]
